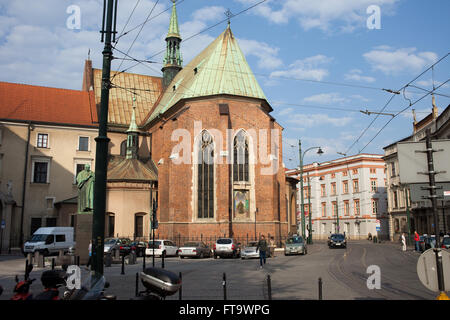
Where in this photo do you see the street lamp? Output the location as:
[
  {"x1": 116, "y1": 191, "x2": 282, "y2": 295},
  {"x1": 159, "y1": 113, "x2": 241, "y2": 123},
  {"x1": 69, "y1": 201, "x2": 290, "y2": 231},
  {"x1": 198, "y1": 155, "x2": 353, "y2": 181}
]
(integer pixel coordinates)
[{"x1": 298, "y1": 140, "x2": 324, "y2": 244}]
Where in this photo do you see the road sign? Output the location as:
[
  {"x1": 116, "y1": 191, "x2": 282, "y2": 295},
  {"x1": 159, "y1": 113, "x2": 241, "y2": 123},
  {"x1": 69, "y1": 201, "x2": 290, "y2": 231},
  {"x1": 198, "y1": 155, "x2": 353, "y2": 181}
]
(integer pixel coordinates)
[
  {"x1": 1, "y1": 220, "x2": 5, "y2": 229},
  {"x1": 376, "y1": 226, "x2": 381, "y2": 232},
  {"x1": 417, "y1": 249, "x2": 450, "y2": 292}
]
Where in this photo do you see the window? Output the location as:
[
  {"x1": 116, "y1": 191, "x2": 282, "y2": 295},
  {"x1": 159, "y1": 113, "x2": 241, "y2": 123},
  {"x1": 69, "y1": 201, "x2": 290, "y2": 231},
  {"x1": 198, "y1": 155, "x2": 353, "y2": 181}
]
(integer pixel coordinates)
[
  {"x1": 342, "y1": 170, "x2": 348, "y2": 176},
  {"x1": 344, "y1": 200, "x2": 350, "y2": 216},
  {"x1": 371, "y1": 179, "x2": 378, "y2": 192},
  {"x1": 354, "y1": 199, "x2": 360, "y2": 215},
  {"x1": 353, "y1": 179, "x2": 359, "y2": 193},
  {"x1": 332, "y1": 201, "x2": 337, "y2": 217},
  {"x1": 343, "y1": 181, "x2": 349, "y2": 194},
  {"x1": 304, "y1": 204, "x2": 310, "y2": 216},
  {"x1": 384, "y1": 179, "x2": 387, "y2": 187},
  {"x1": 303, "y1": 186, "x2": 310, "y2": 199},
  {"x1": 391, "y1": 163, "x2": 396, "y2": 177},
  {"x1": 321, "y1": 202, "x2": 327, "y2": 217},
  {"x1": 233, "y1": 131, "x2": 249, "y2": 182},
  {"x1": 319, "y1": 176, "x2": 325, "y2": 180},
  {"x1": 56, "y1": 235, "x2": 66, "y2": 242},
  {"x1": 393, "y1": 190, "x2": 398, "y2": 208},
  {"x1": 32, "y1": 158, "x2": 50, "y2": 184},
  {"x1": 331, "y1": 182, "x2": 336, "y2": 196},
  {"x1": 46, "y1": 217, "x2": 57, "y2": 227},
  {"x1": 78, "y1": 136, "x2": 89, "y2": 151},
  {"x1": 37, "y1": 133, "x2": 49, "y2": 148},
  {"x1": 134, "y1": 214, "x2": 143, "y2": 238},
  {"x1": 46, "y1": 197, "x2": 55, "y2": 209},
  {"x1": 372, "y1": 199, "x2": 378, "y2": 215},
  {"x1": 197, "y1": 131, "x2": 214, "y2": 219},
  {"x1": 30, "y1": 218, "x2": 42, "y2": 236},
  {"x1": 120, "y1": 140, "x2": 127, "y2": 156},
  {"x1": 321, "y1": 184, "x2": 326, "y2": 197},
  {"x1": 331, "y1": 173, "x2": 336, "y2": 179},
  {"x1": 107, "y1": 214, "x2": 115, "y2": 238},
  {"x1": 352, "y1": 168, "x2": 358, "y2": 175},
  {"x1": 370, "y1": 168, "x2": 376, "y2": 174}
]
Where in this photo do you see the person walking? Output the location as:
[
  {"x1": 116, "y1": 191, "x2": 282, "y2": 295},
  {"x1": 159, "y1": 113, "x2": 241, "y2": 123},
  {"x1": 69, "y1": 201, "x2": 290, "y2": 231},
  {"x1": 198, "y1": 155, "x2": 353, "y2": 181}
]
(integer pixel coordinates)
[
  {"x1": 414, "y1": 231, "x2": 420, "y2": 252},
  {"x1": 269, "y1": 236, "x2": 276, "y2": 258},
  {"x1": 401, "y1": 233, "x2": 406, "y2": 252},
  {"x1": 86, "y1": 240, "x2": 92, "y2": 268},
  {"x1": 256, "y1": 235, "x2": 268, "y2": 269}
]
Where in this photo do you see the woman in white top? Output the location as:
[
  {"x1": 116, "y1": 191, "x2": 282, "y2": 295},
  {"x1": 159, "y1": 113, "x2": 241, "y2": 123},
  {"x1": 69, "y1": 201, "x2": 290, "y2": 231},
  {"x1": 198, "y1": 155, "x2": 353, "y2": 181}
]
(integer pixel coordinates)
[{"x1": 401, "y1": 233, "x2": 406, "y2": 252}]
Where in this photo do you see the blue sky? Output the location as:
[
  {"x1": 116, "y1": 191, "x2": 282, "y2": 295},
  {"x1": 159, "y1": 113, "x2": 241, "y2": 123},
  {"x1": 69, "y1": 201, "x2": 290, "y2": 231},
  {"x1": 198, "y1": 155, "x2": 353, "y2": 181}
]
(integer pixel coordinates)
[{"x1": 0, "y1": 0, "x2": 449, "y2": 169}]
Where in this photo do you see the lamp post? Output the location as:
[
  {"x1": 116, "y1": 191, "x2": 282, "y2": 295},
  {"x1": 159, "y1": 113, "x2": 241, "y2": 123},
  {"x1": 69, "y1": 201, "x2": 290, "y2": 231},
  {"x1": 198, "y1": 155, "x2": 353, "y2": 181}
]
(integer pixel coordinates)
[
  {"x1": 298, "y1": 140, "x2": 324, "y2": 242},
  {"x1": 307, "y1": 173, "x2": 313, "y2": 244}
]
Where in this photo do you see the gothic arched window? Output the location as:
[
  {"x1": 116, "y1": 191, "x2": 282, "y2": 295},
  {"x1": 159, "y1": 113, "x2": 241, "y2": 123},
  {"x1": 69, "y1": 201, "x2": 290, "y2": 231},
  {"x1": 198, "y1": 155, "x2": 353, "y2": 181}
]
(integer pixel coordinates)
[
  {"x1": 233, "y1": 130, "x2": 249, "y2": 182},
  {"x1": 197, "y1": 131, "x2": 214, "y2": 219},
  {"x1": 120, "y1": 140, "x2": 127, "y2": 156}
]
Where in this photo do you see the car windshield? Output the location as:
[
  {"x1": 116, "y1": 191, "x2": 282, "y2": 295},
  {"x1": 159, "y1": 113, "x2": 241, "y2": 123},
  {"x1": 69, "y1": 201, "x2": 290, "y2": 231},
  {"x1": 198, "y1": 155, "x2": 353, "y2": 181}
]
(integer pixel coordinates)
[
  {"x1": 30, "y1": 234, "x2": 48, "y2": 242},
  {"x1": 148, "y1": 241, "x2": 161, "y2": 248},
  {"x1": 246, "y1": 242, "x2": 258, "y2": 247},
  {"x1": 217, "y1": 239, "x2": 232, "y2": 244},
  {"x1": 183, "y1": 242, "x2": 200, "y2": 247},
  {"x1": 331, "y1": 234, "x2": 345, "y2": 241},
  {"x1": 105, "y1": 239, "x2": 117, "y2": 245},
  {"x1": 443, "y1": 237, "x2": 450, "y2": 244},
  {"x1": 286, "y1": 237, "x2": 303, "y2": 244}
]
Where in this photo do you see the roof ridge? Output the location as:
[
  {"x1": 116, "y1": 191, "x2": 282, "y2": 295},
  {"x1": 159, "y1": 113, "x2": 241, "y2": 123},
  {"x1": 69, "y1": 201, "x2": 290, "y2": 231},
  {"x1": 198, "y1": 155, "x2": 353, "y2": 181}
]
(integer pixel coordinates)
[{"x1": 0, "y1": 81, "x2": 88, "y2": 93}]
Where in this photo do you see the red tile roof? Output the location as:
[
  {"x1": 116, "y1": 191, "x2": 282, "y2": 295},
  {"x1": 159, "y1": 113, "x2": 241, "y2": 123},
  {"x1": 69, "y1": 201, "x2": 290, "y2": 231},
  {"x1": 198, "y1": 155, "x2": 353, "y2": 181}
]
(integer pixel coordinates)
[{"x1": 0, "y1": 81, "x2": 97, "y2": 126}]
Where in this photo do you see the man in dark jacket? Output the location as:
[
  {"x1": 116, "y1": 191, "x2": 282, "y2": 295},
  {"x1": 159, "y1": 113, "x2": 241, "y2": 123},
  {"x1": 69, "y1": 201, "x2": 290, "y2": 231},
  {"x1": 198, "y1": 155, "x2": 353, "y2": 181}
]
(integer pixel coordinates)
[{"x1": 256, "y1": 235, "x2": 268, "y2": 269}]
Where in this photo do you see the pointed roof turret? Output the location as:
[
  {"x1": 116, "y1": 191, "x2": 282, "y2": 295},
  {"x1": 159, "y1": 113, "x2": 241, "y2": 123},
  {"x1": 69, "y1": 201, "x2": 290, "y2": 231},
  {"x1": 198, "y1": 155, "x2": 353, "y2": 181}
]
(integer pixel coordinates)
[
  {"x1": 167, "y1": 0, "x2": 181, "y2": 39},
  {"x1": 127, "y1": 96, "x2": 139, "y2": 133}
]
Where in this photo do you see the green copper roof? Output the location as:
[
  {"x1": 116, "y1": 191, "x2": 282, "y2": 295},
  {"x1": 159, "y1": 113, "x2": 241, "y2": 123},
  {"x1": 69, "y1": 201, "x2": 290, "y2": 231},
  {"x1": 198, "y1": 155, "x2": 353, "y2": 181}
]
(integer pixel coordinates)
[
  {"x1": 126, "y1": 97, "x2": 139, "y2": 132},
  {"x1": 167, "y1": 0, "x2": 180, "y2": 39},
  {"x1": 146, "y1": 25, "x2": 267, "y2": 125}
]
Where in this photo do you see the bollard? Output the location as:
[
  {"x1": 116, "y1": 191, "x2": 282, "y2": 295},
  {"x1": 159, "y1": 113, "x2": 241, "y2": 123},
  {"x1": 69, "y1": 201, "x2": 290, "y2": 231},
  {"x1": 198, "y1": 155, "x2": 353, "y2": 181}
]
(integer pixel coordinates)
[
  {"x1": 179, "y1": 272, "x2": 182, "y2": 301},
  {"x1": 267, "y1": 275, "x2": 272, "y2": 300},
  {"x1": 77, "y1": 256, "x2": 80, "y2": 266},
  {"x1": 162, "y1": 252, "x2": 165, "y2": 269},
  {"x1": 51, "y1": 258, "x2": 55, "y2": 270},
  {"x1": 318, "y1": 277, "x2": 323, "y2": 300},
  {"x1": 223, "y1": 273, "x2": 227, "y2": 300},
  {"x1": 121, "y1": 255, "x2": 125, "y2": 275},
  {"x1": 27, "y1": 253, "x2": 32, "y2": 266},
  {"x1": 135, "y1": 272, "x2": 139, "y2": 297},
  {"x1": 25, "y1": 259, "x2": 29, "y2": 280}
]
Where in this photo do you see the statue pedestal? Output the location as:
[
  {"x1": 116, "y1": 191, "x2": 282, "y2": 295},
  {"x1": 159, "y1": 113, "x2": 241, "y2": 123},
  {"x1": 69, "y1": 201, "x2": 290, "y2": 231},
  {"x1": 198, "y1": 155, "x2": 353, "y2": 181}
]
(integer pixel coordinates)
[{"x1": 75, "y1": 213, "x2": 93, "y2": 265}]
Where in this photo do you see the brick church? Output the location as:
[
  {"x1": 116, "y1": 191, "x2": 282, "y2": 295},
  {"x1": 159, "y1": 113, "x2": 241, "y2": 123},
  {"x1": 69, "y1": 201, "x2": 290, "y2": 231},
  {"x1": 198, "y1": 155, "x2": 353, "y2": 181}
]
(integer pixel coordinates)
[{"x1": 84, "y1": 2, "x2": 289, "y2": 240}]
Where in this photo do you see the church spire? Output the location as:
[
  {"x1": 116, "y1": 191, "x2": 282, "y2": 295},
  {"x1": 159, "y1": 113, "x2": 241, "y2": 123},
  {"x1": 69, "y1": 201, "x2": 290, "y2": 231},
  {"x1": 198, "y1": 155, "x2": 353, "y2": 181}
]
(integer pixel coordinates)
[
  {"x1": 126, "y1": 96, "x2": 140, "y2": 159},
  {"x1": 162, "y1": 0, "x2": 182, "y2": 90}
]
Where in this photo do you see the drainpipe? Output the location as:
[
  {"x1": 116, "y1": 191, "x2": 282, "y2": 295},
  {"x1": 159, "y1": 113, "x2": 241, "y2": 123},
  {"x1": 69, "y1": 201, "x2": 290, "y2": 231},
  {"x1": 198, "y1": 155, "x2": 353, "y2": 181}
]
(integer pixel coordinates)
[{"x1": 19, "y1": 122, "x2": 32, "y2": 248}]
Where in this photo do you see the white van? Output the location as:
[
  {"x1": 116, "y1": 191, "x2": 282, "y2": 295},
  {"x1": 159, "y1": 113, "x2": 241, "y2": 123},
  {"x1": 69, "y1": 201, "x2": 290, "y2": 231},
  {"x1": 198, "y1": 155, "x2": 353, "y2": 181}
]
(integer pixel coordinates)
[{"x1": 24, "y1": 227, "x2": 75, "y2": 256}]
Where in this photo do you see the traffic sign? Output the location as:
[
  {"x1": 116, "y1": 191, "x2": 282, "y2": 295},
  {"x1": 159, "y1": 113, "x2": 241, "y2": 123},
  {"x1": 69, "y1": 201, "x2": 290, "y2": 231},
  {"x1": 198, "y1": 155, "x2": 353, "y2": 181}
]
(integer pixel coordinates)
[
  {"x1": 417, "y1": 249, "x2": 450, "y2": 292},
  {"x1": 1, "y1": 220, "x2": 5, "y2": 229},
  {"x1": 376, "y1": 226, "x2": 381, "y2": 232}
]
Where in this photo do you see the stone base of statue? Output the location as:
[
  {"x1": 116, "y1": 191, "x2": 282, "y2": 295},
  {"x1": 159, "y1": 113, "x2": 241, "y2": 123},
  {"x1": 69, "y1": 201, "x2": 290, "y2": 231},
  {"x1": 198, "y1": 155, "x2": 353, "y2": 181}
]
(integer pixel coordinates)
[{"x1": 75, "y1": 212, "x2": 93, "y2": 265}]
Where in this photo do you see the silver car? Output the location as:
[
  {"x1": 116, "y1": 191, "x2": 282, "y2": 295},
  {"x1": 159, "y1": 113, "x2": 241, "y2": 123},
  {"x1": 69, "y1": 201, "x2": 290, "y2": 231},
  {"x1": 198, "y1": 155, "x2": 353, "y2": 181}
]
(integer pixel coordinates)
[
  {"x1": 284, "y1": 235, "x2": 307, "y2": 255},
  {"x1": 241, "y1": 241, "x2": 260, "y2": 259},
  {"x1": 178, "y1": 241, "x2": 211, "y2": 259},
  {"x1": 213, "y1": 238, "x2": 241, "y2": 259}
]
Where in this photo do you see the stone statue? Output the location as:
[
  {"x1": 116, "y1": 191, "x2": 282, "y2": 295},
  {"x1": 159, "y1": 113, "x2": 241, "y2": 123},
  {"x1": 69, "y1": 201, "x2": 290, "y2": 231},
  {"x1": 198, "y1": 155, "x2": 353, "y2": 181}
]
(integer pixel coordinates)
[{"x1": 76, "y1": 164, "x2": 94, "y2": 213}]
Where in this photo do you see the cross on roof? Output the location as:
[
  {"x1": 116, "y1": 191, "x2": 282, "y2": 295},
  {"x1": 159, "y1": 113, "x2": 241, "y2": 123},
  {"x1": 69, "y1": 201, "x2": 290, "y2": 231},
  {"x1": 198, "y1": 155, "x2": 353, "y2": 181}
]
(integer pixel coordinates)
[{"x1": 225, "y1": 9, "x2": 233, "y2": 25}]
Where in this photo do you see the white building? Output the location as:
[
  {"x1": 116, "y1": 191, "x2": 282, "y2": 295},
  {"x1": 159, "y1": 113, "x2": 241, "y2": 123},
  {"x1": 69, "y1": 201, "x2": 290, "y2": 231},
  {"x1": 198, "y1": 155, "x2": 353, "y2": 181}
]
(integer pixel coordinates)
[{"x1": 287, "y1": 154, "x2": 388, "y2": 240}]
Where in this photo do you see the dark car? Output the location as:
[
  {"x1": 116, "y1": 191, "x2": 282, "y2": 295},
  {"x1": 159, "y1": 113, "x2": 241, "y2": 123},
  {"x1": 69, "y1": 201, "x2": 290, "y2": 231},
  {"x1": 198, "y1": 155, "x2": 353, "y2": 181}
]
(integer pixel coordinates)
[
  {"x1": 104, "y1": 238, "x2": 132, "y2": 256},
  {"x1": 442, "y1": 236, "x2": 450, "y2": 249},
  {"x1": 328, "y1": 234, "x2": 347, "y2": 249},
  {"x1": 178, "y1": 241, "x2": 211, "y2": 259},
  {"x1": 131, "y1": 241, "x2": 146, "y2": 257}
]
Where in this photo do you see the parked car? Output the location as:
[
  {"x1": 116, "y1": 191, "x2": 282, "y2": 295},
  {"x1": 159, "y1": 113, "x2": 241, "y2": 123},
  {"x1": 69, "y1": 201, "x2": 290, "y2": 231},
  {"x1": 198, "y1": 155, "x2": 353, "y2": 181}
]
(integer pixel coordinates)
[
  {"x1": 213, "y1": 238, "x2": 241, "y2": 259},
  {"x1": 178, "y1": 241, "x2": 211, "y2": 259},
  {"x1": 328, "y1": 233, "x2": 347, "y2": 249},
  {"x1": 145, "y1": 240, "x2": 178, "y2": 257},
  {"x1": 104, "y1": 238, "x2": 132, "y2": 256},
  {"x1": 423, "y1": 235, "x2": 436, "y2": 250},
  {"x1": 23, "y1": 227, "x2": 75, "y2": 256},
  {"x1": 241, "y1": 241, "x2": 260, "y2": 259},
  {"x1": 131, "y1": 241, "x2": 147, "y2": 257},
  {"x1": 441, "y1": 235, "x2": 450, "y2": 249},
  {"x1": 284, "y1": 235, "x2": 307, "y2": 255}
]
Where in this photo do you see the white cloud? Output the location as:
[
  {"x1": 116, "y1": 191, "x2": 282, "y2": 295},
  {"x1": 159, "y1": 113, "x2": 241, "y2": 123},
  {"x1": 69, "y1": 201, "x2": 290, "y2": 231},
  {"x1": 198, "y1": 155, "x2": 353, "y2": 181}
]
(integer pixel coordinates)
[
  {"x1": 270, "y1": 54, "x2": 332, "y2": 81},
  {"x1": 278, "y1": 107, "x2": 294, "y2": 116},
  {"x1": 238, "y1": 38, "x2": 283, "y2": 70},
  {"x1": 234, "y1": 0, "x2": 399, "y2": 32},
  {"x1": 363, "y1": 47, "x2": 438, "y2": 75},
  {"x1": 303, "y1": 92, "x2": 349, "y2": 105},
  {"x1": 286, "y1": 113, "x2": 353, "y2": 128},
  {"x1": 344, "y1": 69, "x2": 376, "y2": 83}
]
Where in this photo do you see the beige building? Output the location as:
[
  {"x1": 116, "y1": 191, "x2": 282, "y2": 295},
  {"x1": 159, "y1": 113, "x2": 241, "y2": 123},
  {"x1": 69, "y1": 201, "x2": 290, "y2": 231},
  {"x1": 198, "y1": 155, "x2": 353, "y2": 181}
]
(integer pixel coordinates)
[{"x1": 383, "y1": 98, "x2": 450, "y2": 241}]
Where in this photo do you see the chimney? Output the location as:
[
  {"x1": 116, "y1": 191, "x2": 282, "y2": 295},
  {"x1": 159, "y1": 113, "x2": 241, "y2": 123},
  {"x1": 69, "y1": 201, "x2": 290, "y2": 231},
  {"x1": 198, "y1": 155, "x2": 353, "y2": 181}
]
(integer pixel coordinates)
[{"x1": 82, "y1": 59, "x2": 94, "y2": 92}]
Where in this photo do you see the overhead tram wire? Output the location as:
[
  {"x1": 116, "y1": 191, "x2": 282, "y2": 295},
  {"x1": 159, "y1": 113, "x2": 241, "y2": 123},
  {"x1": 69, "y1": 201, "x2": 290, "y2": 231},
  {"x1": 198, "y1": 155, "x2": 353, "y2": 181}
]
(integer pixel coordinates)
[
  {"x1": 111, "y1": 0, "x2": 160, "y2": 82},
  {"x1": 358, "y1": 78, "x2": 450, "y2": 153},
  {"x1": 114, "y1": 0, "x2": 142, "y2": 45},
  {"x1": 343, "y1": 52, "x2": 450, "y2": 155}
]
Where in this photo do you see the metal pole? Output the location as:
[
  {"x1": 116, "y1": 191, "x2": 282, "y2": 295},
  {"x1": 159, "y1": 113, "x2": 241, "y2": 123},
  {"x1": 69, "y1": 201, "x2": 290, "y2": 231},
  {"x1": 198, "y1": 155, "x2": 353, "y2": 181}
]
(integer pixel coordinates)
[
  {"x1": 318, "y1": 277, "x2": 323, "y2": 300},
  {"x1": 162, "y1": 251, "x2": 165, "y2": 269},
  {"x1": 425, "y1": 129, "x2": 446, "y2": 296},
  {"x1": 92, "y1": 0, "x2": 115, "y2": 282},
  {"x1": 299, "y1": 140, "x2": 305, "y2": 239},
  {"x1": 267, "y1": 275, "x2": 272, "y2": 300},
  {"x1": 135, "y1": 272, "x2": 139, "y2": 297},
  {"x1": 143, "y1": 251, "x2": 146, "y2": 271},
  {"x1": 336, "y1": 196, "x2": 339, "y2": 234},
  {"x1": 406, "y1": 189, "x2": 412, "y2": 246},
  {"x1": 121, "y1": 254, "x2": 125, "y2": 275},
  {"x1": 308, "y1": 173, "x2": 312, "y2": 244},
  {"x1": 223, "y1": 272, "x2": 227, "y2": 300},
  {"x1": 179, "y1": 272, "x2": 182, "y2": 300}
]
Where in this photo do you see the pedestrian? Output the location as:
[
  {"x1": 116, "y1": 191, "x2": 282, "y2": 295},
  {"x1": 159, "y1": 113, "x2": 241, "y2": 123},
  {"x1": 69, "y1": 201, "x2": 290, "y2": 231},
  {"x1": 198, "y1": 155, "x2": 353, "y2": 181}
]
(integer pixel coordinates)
[
  {"x1": 368, "y1": 232, "x2": 372, "y2": 241},
  {"x1": 256, "y1": 235, "x2": 268, "y2": 269},
  {"x1": 414, "y1": 231, "x2": 420, "y2": 252},
  {"x1": 86, "y1": 240, "x2": 92, "y2": 268},
  {"x1": 269, "y1": 236, "x2": 276, "y2": 258},
  {"x1": 401, "y1": 233, "x2": 406, "y2": 252}
]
